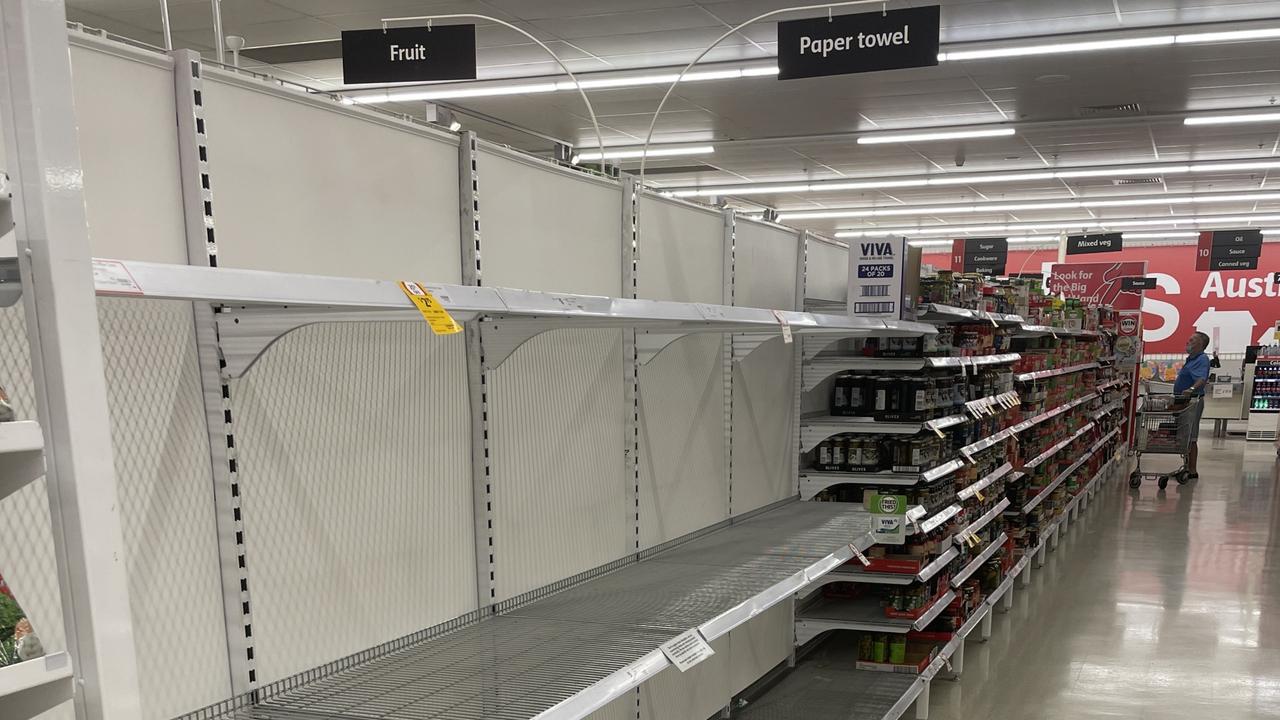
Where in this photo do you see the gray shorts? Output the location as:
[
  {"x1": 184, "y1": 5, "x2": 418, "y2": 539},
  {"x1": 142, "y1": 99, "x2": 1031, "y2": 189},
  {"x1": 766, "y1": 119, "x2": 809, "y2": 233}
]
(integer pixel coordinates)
[{"x1": 1187, "y1": 397, "x2": 1204, "y2": 442}]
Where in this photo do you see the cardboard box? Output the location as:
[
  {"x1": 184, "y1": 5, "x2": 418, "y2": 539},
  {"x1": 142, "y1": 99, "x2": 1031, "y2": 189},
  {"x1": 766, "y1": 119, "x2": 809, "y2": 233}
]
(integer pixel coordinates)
[{"x1": 856, "y1": 641, "x2": 939, "y2": 674}]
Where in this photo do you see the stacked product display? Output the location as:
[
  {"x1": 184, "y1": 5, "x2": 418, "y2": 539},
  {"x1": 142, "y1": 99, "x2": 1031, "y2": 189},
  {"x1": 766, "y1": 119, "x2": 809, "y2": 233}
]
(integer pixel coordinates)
[
  {"x1": 1247, "y1": 347, "x2": 1280, "y2": 441},
  {"x1": 779, "y1": 272, "x2": 1130, "y2": 719},
  {"x1": 1251, "y1": 349, "x2": 1280, "y2": 411}
]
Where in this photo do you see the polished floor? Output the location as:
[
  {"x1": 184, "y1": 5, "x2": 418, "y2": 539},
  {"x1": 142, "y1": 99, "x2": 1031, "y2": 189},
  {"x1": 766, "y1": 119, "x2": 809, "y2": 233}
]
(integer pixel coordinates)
[{"x1": 928, "y1": 430, "x2": 1280, "y2": 720}]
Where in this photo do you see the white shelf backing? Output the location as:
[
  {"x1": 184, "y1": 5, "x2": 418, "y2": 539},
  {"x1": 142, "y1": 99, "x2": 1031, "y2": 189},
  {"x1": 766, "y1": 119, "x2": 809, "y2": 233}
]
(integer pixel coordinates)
[
  {"x1": 799, "y1": 416, "x2": 928, "y2": 453},
  {"x1": 748, "y1": 454, "x2": 1122, "y2": 720},
  {"x1": 795, "y1": 588, "x2": 958, "y2": 644},
  {"x1": 1016, "y1": 324, "x2": 1100, "y2": 338},
  {"x1": 204, "y1": 501, "x2": 877, "y2": 720},
  {"x1": 94, "y1": 258, "x2": 931, "y2": 377},
  {"x1": 1093, "y1": 399, "x2": 1127, "y2": 419},
  {"x1": 1097, "y1": 377, "x2": 1131, "y2": 392},
  {"x1": 1021, "y1": 422, "x2": 1097, "y2": 472},
  {"x1": 951, "y1": 532, "x2": 1009, "y2": 588},
  {"x1": 800, "y1": 352, "x2": 1019, "y2": 392},
  {"x1": 918, "y1": 304, "x2": 1025, "y2": 326},
  {"x1": 0, "y1": 652, "x2": 74, "y2": 719},
  {"x1": 916, "y1": 504, "x2": 962, "y2": 535},
  {"x1": 959, "y1": 393, "x2": 1097, "y2": 458},
  {"x1": 1020, "y1": 429, "x2": 1117, "y2": 514},
  {"x1": 798, "y1": 406, "x2": 1004, "y2": 453},
  {"x1": 0, "y1": 421, "x2": 46, "y2": 503},
  {"x1": 957, "y1": 462, "x2": 1013, "y2": 501},
  {"x1": 1014, "y1": 361, "x2": 1100, "y2": 383},
  {"x1": 799, "y1": 458, "x2": 965, "y2": 498},
  {"x1": 953, "y1": 498, "x2": 1011, "y2": 546}
]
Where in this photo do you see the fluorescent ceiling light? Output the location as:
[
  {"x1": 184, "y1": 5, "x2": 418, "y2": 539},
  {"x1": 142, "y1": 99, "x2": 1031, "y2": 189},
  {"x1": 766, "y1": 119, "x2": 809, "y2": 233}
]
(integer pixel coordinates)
[
  {"x1": 573, "y1": 145, "x2": 714, "y2": 163},
  {"x1": 939, "y1": 35, "x2": 1175, "y2": 62},
  {"x1": 936, "y1": 26, "x2": 1280, "y2": 63},
  {"x1": 776, "y1": 191, "x2": 1280, "y2": 221},
  {"x1": 342, "y1": 25, "x2": 1280, "y2": 106},
  {"x1": 1176, "y1": 28, "x2": 1280, "y2": 44},
  {"x1": 346, "y1": 64, "x2": 779, "y2": 104},
  {"x1": 448, "y1": 120, "x2": 462, "y2": 132},
  {"x1": 857, "y1": 128, "x2": 1015, "y2": 145},
  {"x1": 1185, "y1": 112, "x2": 1280, "y2": 126},
  {"x1": 834, "y1": 214, "x2": 1280, "y2": 238},
  {"x1": 668, "y1": 158, "x2": 1280, "y2": 199}
]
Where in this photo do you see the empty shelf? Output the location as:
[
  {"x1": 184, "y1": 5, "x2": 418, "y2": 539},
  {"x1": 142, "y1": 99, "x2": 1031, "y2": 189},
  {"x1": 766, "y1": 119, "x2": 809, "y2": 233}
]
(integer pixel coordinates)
[{"x1": 217, "y1": 502, "x2": 877, "y2": 720}]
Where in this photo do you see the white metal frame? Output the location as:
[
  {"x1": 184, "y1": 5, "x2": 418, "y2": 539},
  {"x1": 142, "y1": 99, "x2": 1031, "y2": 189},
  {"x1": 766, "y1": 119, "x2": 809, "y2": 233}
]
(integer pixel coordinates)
[
  {"x1": 0, "y1": 0, "x2": 141, "y2": 716},
  {"x1": 0, "y1": 11, "x2": 956, "y2": 720}
]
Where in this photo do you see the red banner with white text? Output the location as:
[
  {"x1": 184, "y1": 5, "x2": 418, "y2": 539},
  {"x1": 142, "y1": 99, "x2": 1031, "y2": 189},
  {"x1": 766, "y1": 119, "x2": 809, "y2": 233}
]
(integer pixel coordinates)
[{"x1": 923, "y1": 244, "x2": 1280, "y2": 355}]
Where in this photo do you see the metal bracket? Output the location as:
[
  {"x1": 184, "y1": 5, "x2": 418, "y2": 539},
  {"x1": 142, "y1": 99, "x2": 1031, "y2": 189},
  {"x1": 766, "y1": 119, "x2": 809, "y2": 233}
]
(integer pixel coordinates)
[{"x1": 213, "y1": 307, "x2": 424, "y2": 378}]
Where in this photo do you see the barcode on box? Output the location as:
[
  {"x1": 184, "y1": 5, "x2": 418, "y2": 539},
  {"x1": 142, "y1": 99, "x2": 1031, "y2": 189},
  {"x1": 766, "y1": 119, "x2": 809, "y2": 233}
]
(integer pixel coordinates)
[
  {"x1": 861, "y1": 284, "x2": 889, "y2": 297},
  {"x1": 855, "y1": 301, "x2": 895, "y2": 314}
]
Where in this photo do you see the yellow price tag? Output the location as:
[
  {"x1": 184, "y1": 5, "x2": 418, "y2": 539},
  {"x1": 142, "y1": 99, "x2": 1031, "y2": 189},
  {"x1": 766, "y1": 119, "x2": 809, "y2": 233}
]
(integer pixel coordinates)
[
  {"x1": 399, "y1": 281, "x2": 463, "y2": 335},
  {"x1": 975, "y1": 489, "x2": 985, "y2": 502}
]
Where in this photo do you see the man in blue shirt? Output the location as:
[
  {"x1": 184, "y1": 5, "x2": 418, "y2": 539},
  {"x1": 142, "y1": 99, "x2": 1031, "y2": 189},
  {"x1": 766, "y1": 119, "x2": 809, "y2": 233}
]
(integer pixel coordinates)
[{"x1": 1173, "y1": 331, "x2": 1211, "y2": 479}]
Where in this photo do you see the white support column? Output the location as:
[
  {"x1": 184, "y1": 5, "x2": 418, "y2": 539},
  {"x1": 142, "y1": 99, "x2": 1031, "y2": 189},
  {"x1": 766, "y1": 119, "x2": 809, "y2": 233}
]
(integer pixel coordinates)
[
  {"x1": 980, "y1": 607, "x2": 993, "y2": 640},
  {"x1": 722, "y1": 209, "x2": 735, "y2": 516},
  {"x1": 915, "y1": 679, "x2": 931, "y2": 720},
  {"x1": 1050, "y1": 525, "x2": 1061, "y2": 551},
  {"x1": 459, "y1": 131, "x2": 496, "y2": 611},
  {"x1": 1036, "y1": 540, "x2": 1048, "y2": 568},
  {"x1": 949, "y1": 639, "x2": 965, "y2": 677},
  {"x1": 1019, "y1": 560, "x2": 1032, "y2": 587},
  {"x1": 0, "y1": 0, "x2": 143, "y2": 717},
  {"x1": 622, "y1": 175, "x2": 640, "y2": 555},
  {"x1": 170, "y1": 47, "x2": 256, "y2": 694},
  {"x1": 1001, "y1": 584, "x2": 1014, "y2": 612},
  {"x1": 790, "y1": 231, "x2": 806, "y2": 494}
]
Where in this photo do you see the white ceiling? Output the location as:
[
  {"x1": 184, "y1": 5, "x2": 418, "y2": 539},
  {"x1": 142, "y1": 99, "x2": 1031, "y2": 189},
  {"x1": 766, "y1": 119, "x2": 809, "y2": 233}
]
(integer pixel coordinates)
[{"x1": 63, "y1": 0, "x2": 1280, "y2": 240}]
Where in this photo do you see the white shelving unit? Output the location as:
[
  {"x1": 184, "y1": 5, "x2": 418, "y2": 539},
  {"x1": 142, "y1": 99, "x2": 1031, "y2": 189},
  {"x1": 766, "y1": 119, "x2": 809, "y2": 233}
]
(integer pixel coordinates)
[
  {"x1": 801, "y1": 353, "x2": 1019, "y2": 392},
  {"x1": 0, "y1": 653, "x2": 74, "y2": 719},
  {"x1": 749, "y1": 452, "x2": 1126, "y2": 720},
  {"x1": 799, "y1": 458, "x2": 966, "y2": 497},
  {"x1": 0, "y1": 420, "x2": 45, "y2": 502}
]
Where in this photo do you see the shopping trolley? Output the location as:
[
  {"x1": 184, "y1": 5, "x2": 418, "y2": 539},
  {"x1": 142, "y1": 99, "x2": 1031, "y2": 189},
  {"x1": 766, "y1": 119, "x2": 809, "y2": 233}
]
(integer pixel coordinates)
[{"x1": 1129, "y1": 387, "x2": 1198, "y2": 490}]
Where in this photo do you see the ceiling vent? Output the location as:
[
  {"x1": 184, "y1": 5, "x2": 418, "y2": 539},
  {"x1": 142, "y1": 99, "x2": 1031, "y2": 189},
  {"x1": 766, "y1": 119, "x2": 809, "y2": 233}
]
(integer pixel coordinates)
[
  {"x1": 1111, "y1": 177, "x2": 1163, "y2": 185},
  {"x1": 1076, "y1": 102, "x2": 1144, "y2": 118}
]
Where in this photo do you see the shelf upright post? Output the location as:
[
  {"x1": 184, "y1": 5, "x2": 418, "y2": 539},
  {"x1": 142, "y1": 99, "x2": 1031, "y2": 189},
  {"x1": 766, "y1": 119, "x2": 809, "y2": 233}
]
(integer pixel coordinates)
[
  {"x1": 790, "y1": 230, "x2": 806, "y2": 495},
  {"x1": 621, "y1": 175, "x2": 641, "y2": 556},
  {"x1": 0, "y1": 0, "x2": 143, "y2": 716},
  {"x1": 980, "y1": 608, "x2": 993, "y2": 640},
  {"x1": 915, "y1": 678, "x2": 931, "y2": 719},
  {"x1": 170, "y1": 47, "x2": 257, "y2": 695},
  {"x1": 458, "y1": 130, "x2": 497, "y2": 612},
  {"x1": 1001, "y1": 584, "x2": 1014, "y2": 612},
  {"x1": 722, "y1": 208, "x2": 735, "y2": 516},
  {"x1": 950, "y1": 638, "x2": 965, "y2": 677}
]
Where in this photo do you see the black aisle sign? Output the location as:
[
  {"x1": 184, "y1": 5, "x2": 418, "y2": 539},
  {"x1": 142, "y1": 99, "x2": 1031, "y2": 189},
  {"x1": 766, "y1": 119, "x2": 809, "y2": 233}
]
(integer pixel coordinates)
[
  {"x1": 951, "y1": 237, "x2": 1008, "y2": 275},
  {"x1": 1212, "y1": 229, "x2": 1263, "y2": 246},
  {"x1": 1212, "y1": 244, "x2": 1262, "y2": 259},
  {"x1": 1122, "y1": 277, "x2": 1157, "y2": 291},
  {"x1": 1211, "y1": 257, "x2": 1260, "y2": 271},
  {"x1": 777, "y1": 6, "x2": 940, "y2": 80},
  {"x1": 342, "y1": 25, "x2": 477, "y2": 84},
  {"x1": 1066, "y1": 232, "x2": 1123, "y2": 255}
]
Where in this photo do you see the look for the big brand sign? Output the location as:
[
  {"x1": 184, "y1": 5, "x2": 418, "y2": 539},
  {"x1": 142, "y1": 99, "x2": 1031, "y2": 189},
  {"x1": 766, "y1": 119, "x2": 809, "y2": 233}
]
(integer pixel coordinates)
[
  {"x1": 777, "y1": 6, "x2": 941, "y2": 80},
  {"x1": 342, "y1": 25, "x2": 477, "y2": 84}
]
